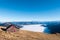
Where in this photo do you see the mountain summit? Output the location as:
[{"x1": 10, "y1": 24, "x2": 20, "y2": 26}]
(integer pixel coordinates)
[{"x1": 0, "y1": 26, "x2": 60, "y2": 40}]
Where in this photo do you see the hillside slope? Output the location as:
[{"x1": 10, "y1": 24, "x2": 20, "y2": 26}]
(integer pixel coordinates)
[{"x1": 0, "y1": 26, "x2": 60, "y2": 40}]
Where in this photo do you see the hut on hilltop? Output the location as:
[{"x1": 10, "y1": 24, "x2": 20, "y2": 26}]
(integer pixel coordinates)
[{"x1": 1, "y1": 22, "x2": 23, "y2": 32}]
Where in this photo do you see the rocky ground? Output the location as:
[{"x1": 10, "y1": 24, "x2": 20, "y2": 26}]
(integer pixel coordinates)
[{"x1": 0, "y1": 26, "x2": 60, "y2": 40}]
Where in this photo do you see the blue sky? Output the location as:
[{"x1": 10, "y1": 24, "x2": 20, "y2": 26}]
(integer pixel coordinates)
[{"x1": 0, "y1": 0, "x2": 60, "y2": 22}]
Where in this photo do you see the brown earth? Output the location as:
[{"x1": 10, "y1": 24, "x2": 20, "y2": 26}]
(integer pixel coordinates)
[{"x1": 0, "y1": 26, "x2": 60, "y2": 40}]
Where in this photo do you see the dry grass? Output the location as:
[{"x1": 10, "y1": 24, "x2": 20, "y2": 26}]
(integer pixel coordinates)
[{"x1": 0, "y1": 26, "x2": 60, "y2": 40}]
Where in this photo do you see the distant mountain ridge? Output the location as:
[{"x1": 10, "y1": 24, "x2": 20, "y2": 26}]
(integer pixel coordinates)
[{"x1": 0, "y1": 21, "x2": 60, "y2": 28}]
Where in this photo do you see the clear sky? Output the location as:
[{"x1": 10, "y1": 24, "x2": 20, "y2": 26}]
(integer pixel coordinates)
[{"x1": 0, "y1": 0, "x2": 60, "y2": 22}]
